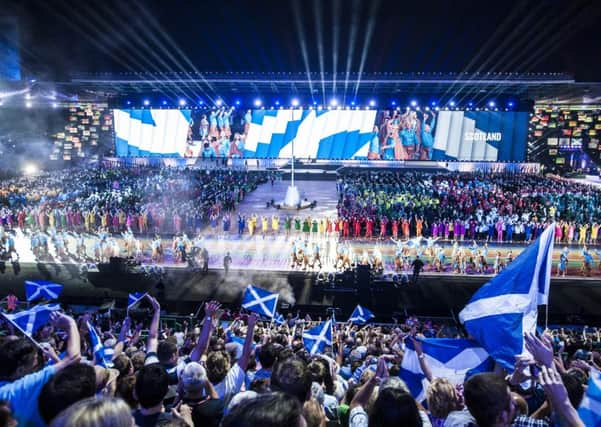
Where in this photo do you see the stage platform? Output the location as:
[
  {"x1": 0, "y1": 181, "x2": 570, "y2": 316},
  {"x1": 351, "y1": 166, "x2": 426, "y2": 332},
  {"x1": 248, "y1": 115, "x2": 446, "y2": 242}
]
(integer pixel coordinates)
[{"x1": 1, "y1": 259, "x2": 600, "y2": 323}]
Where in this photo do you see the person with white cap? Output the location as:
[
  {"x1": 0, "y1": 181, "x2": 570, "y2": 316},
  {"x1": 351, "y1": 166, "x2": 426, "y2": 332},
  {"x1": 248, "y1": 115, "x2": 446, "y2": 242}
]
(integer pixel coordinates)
[{"x1": 178, "y1": 362, "x2": 224, "y2": 427}]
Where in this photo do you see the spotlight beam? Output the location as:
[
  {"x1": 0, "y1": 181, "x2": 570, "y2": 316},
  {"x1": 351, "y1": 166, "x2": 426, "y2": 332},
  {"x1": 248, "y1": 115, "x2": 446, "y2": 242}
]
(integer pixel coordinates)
[
  {"x1": 313, "y1": 0, "x2": 326, "y2": 104},
  {"x1": 332, "y1": 0, "x2": 341, "y2": 97},
  {"x1": 343, "y1": 0, "x2": 360, "y2": 105},
  {"x1": 291, "y1": 0, "x2": 315, "y2": 103},
  {"x1": 353, "y1": 0, "x2": 381, "y2": 99}
]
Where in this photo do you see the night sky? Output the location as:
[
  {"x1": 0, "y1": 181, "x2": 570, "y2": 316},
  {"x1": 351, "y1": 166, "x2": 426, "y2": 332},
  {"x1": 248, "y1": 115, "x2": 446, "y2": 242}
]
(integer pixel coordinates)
[{"x1": 3, "y1": 0, "x2": 601, "y2": 81}]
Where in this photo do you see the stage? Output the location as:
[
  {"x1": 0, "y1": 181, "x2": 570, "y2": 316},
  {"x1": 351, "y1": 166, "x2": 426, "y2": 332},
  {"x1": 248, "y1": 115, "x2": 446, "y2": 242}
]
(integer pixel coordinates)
[{"x1": 1, "y1": 258, "x2": 601, "y2": 323}]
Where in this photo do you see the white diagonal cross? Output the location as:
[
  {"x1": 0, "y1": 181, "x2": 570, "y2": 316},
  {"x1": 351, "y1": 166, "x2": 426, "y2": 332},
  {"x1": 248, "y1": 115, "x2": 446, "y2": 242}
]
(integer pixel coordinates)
[
  {"x1": 242, "y1": 286, "x2": 277, "y2": 317},
  {"x1": 304, "y1": 320, "x2": 332, "y2": 354}
]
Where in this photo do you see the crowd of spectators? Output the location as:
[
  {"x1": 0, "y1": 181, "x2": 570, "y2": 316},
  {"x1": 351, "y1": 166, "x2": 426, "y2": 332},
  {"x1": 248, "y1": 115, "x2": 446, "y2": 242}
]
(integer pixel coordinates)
[
  {"x1": 0, "y1": 298, "x2": 597, "y2": 426},
  {"x1": 337, "y1": 170, "x2": 601, "y2": 243},
  {"x1": 0, "y1": 166, "x2": 272, "y2": 237}
]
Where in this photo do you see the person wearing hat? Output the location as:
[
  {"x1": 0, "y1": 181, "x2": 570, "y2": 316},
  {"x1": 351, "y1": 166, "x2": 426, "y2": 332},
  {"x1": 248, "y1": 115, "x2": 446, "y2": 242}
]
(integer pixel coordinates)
[{"x1": 178, "y1": 362, "x2": 224, "y2": 427}]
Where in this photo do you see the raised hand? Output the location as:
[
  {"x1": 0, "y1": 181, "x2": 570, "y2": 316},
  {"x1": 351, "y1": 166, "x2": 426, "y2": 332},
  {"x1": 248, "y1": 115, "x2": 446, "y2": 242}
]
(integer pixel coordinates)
[{"x1": 524, "y1": 332, "x2": 554, "y2": 367}]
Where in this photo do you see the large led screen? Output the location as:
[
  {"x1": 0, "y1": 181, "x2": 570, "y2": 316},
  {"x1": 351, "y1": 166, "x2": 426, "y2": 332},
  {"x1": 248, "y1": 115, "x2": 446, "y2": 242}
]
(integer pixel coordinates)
[{"x1": 113, "y1": 108, "x2": 528, "y2": 161}]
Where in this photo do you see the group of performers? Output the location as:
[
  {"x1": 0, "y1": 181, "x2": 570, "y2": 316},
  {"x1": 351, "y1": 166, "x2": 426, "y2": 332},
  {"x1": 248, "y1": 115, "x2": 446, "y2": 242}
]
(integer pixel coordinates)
[
  {"x1": 185, "y1": 107, "x2": 250, "y2": 158},
  {"x1": 368, "y1": 110, "x2": 436, "y2": 161}
]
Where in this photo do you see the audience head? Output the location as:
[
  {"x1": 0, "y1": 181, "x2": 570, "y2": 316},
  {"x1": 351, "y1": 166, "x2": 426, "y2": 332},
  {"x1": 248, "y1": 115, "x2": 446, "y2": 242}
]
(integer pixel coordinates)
[
  {"x1": 464, "y1": 373, "x2": 515, "y2": 427},
  {"x1": 221, "y1": 392, "x2": 305, "y2": 427},
  {"x1": 49, "y1": 396, "x2": 133, "y2": 427},
  {"x1": 0, "y1": 338, "x2": 39, "y2": 381},
  {"x1": 271, "y1": 357, "x2": 312, "y2": 403},
  {"x1": 134, "y1": 363, "x2": 169, "y2": 409}
]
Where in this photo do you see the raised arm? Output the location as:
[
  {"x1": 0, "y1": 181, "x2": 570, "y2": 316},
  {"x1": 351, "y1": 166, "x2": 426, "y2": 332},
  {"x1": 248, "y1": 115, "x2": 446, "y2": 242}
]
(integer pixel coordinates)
[
  {"x1": 238, "y1": 313, "x2": 257, "y2": 371},
  {"x1": 146, "y1": 296, "x2": 161, "y2": 355},
  {"x1": 190, "y1": 301, "x2": 220, "y2": 362},
  {"x1": 50, "y1": 312, "x2": 81, "y2": 360},
  {"x1": 411, "y1": 337, "x2": 433, "y2": 381}
]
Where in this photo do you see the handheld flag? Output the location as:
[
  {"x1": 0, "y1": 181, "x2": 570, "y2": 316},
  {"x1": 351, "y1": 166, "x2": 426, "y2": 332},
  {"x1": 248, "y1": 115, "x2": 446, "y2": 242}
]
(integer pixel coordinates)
[
  {"x1": 87, "y1": 321, "x2": 112, "y2": 368},
  {"x1": 400, "y1": 338, "x2": 493, "y2": 402},
  {"x1": 579, "y1": 368, "x2": 601, "y2": 426},
  {"x1": 303, "y1": 320, "x2": 333, "y2": 355},
  {"x1": 241, "y1": 285, "x2": 278, "y2": 318},
  {"x1": 458, "y1": 224, "x2": 554, "y2": 370},
  {"x1": 348, "y1": 305, "x2": 375, "y2": 325},
  {"x1": 274, "y1": 312, "x2": 285, "y2": 326},
  {"x1": 3, "y1": 303, "x2": 60, "y2": 336},
  {"x1": 25, "y1": 280, "x2": 63, "y2": 302},
  {"x1": 127, "y1": 292, "x2": 147, "y2": 312}
]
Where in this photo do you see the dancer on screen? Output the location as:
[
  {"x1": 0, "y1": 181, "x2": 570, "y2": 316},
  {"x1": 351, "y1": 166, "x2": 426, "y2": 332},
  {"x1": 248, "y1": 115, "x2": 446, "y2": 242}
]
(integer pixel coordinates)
[
  {"x1": 420, "y1": 111, "x2": 436, "y2": 160},
  {"x1": 367, "y1": 125, "x2": 381, "y2": 159}
]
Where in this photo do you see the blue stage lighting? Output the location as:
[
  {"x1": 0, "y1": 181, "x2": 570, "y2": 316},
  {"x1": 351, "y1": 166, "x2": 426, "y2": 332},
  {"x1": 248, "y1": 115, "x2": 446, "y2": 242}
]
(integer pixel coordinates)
[
  {"x1": 508, "y1": 101, "x2": 514, "y2": 108},
  {"x1": 431, "y1": 100, "x2": 437, "y2": 106},
  {"x1": 254, "y1": 98, "x2": 262, "y2": 107},
  {"x1": 275, "y1": 100, "x2": 280, "y2": 106},
  {"x1": 391, "y1": 101, "x2": 397, "y2": 106},
  {"x1": 179, "y1": 99, "x2": 187, "y2": 106},
  {"x1": 410, "y1": 100, "x2": 418, "y2": 107},
  {"x1": 215, "y1": 99, "x2": 223, "y2": 107},
  {"x1": 350, "y1": 101, "x2": 356, "y2": 106},
  {"x1": 143, "y1": 99, "x2": 150, "y2": 106},
  {"x1": 291, "y1": 98, "x2": 300, "y2": 107},
  {"x1": 468, "y1": 101, "x2": 474, "y2": 107},
  {"x1": 162, "y1": 100, "x2": 167, "y2": 106},
  {"x1": 488, "y1": 100, "x2": 496, "y2": 108},
  {"x1": 126, "y1": 100, "x2": 131, "y2": 106},
  {"x1": 369, "y1": 99, "x2": 376, "y2": 107},
  {"x1": 329, "y1": 98, "x2": 338, "y2": 107},
  {"x1": 449, "y1": 100, "x2": 456, "y2": 107},
  {"x1": 235, "y1": 100, "x2": 241, "y2": 106}
]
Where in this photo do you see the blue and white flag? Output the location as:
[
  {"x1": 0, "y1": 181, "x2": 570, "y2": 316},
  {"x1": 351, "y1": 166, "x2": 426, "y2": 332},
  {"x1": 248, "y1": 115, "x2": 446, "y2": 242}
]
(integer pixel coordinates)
[
  {"x1": 579, "y1": 368, "x2": 601, "y2": 426},
  {"x1": 87, "y1": 321, "x2": 112, "y2": 368},
  {"x1": 127, "y1": 292, "x2": 147, "y2": 311},
  {"x1": 348, "y1": 305, "x2": 375, "y2": 325},
  {"x1": 274, "y1": 312, "x2": 285, "y2": 325},
  {"x1": 25, "y1": 280, "x2": 63, "y2": 302},
  {"x1": 241, "y1": 285, "x2": 278, "y2": 318},
  {"x1": 303, "y1": 320, "x2": 333, "y2": 355},
  {"x1": 400, "y1": 338, "x2": 493, "y2": 402},
  {"x1": 459, "y1": 224, "x2": 554, "y2": 370},
  {"x1": 3, "y1": 303, "x2": 60, "y2": 336}
]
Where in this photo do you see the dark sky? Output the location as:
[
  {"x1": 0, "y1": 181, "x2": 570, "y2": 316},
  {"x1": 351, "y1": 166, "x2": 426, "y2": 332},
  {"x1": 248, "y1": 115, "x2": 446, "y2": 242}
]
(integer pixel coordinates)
[{"x1": 3, "y1": 0, "x2": 601, "y2": 81}]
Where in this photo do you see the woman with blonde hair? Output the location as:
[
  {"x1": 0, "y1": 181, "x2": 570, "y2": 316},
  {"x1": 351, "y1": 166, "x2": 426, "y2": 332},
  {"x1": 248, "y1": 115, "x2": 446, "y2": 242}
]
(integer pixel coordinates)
[
  {"x1": 426, "y1": 377, "x2": 463, "y2": 426},
  {"x1": 49, "y1": 396, "x2": 134, "y2": 427}
]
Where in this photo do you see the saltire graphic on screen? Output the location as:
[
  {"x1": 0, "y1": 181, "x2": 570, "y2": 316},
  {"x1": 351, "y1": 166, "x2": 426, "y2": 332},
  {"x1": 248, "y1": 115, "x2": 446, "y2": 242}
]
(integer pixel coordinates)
[
  {"x1": 25, "y1": 280, "x2": 63, "y2": 302},
  {"x1": 432, "y1": 110, "x2": 528, "y2": 161},
  {"x1": 3, "y1": 303, "x2": 60, "y2": 336},
  {"x1": 348, "y1": 305, "x2": 375, "y2": 325},
  {"x1": 245, "y1": 109, "x2": 377, "y2": 159},
  {"x1": 241, "y1": 285, "x2": 278, "y2": 318},
  {"x1": 303, "y1": 320, "x2": 333, "y2": 355},
  {"x1": 458, "y1": 224, "x2": 554, "y2": 370},
  {"x1": 400, "y1": 338, "x2": 493, "y2": 402},
  {"x1": 114, "y1": 109, "x2": 192, "y2": 157}
]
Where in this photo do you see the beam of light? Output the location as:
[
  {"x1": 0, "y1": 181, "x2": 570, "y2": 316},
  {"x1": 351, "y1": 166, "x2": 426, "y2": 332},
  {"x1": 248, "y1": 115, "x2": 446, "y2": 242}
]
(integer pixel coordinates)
[
  {"x1": 332, "y1": 0, "x2": 340, "y2": 97},
  {"x1": 343, "y1": 0, "x2": 360, "y2": 105},
  {"x1": 470, "y1": 2, "x2": 598, "y2": 106},
  {"x1": 313, "y1": 0, "x2": 326, "y2": 104},
  {"x1": 40, "y1": 3, "x2": 186, "y2": 101},
  {"x1": 125, "y1": 1, "x2": 215, "y2": 103},
  {"x1": 442, "y1": 1, "x2": 535, "y2": 101},
  {"x1": 131, "y1": 1, "x2": 220, "y2": 103},
  {"x1": 93, "y1": 1, "x2": 208, "y2": 102},
  {"x1": 353, "y1": 0, "x2": 381, "y2": 99},
  {"x1": 292, "y1": 0, "x2": 315, "y2": 103}
]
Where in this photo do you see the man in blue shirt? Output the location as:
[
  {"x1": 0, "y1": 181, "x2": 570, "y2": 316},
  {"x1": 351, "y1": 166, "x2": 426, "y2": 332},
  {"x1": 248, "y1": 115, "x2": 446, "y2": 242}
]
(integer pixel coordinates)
[{"x1": 0, "y1": 312, "x2": 80, "y2": 427}]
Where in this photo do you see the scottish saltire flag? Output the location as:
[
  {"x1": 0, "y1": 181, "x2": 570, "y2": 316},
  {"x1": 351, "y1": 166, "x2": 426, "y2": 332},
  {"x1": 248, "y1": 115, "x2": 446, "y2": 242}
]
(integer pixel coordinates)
[
  {"x1": 127, "y1": 292, "x2": 147, "y2": 311},
  {"x1": 3, "y1": 303, "x2": 60, "y2": 336},
  {"x1": 274, "y1": 312, "x2": 285, "y2": 325},
  {"x1": 241, "y1": 285, "x2": 278, "y2": 318},
  {"x1": 400, "y1": 338, "x2": 493, "y2": 402},
  {"x1": 87, "y1": 321, "x2": 111, "y2": 368},
  {"x1": 579, "y1": 368, "x2": 601, "y2": 426},
  {"x1": 459, "y1": 224, "x2": 554, "y2": 370},
  {"x1": 303, "y1": 320, "x2": 333, "y2": 355},
  {"x1": 348, "y1": 305, "x2": 375, "y2": 325},
  {"x1": 25, "y1": 280, "x2": 63, "y2": 302}
]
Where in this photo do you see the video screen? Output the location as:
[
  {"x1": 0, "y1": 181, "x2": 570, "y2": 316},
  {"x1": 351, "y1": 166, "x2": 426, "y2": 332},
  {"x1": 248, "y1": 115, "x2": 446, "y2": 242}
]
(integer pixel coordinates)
[{"x1": 113, "y1": 108, "x2": 528, "y2": 161}]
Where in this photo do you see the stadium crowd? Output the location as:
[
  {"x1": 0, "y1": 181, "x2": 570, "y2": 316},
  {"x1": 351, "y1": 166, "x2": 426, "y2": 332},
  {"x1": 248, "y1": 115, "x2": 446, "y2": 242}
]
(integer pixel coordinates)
[
  {"x1": 337, "y1": 170, "x2": 601, "y2": 243},
  {"x1": 0, "y1": 298, "x2": 596, "y2": 427},
  {"x1": 0, "y1": 166, "x2": 272, "y2": 237}
]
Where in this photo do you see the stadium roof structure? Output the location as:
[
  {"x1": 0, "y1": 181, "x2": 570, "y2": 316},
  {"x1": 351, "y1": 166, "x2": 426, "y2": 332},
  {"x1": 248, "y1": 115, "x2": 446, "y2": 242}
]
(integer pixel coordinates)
[{"x1": 4, "y1": 72, "x2": 601, "y2": 106}]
